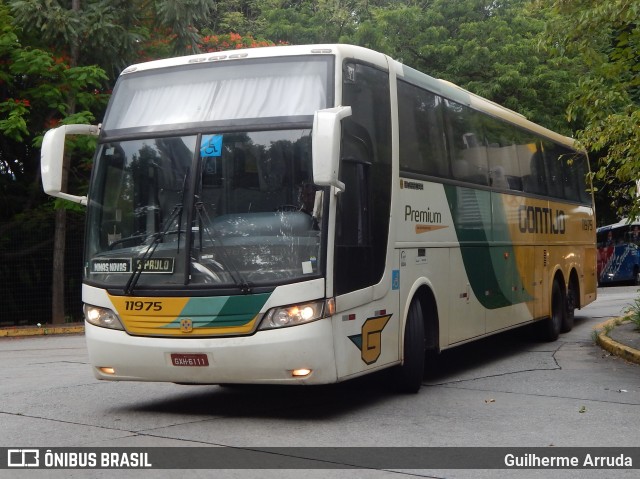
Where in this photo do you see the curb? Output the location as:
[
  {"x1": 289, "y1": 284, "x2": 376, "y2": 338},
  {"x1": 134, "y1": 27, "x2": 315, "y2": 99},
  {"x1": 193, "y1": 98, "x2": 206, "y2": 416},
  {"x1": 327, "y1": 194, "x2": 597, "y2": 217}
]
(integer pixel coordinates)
[
  {"x1": 593, "y1": 317, "x2": 640, "y2": 366},
  {"x1": 0, "y1": 324, "x2": 84, "y2": 338}
]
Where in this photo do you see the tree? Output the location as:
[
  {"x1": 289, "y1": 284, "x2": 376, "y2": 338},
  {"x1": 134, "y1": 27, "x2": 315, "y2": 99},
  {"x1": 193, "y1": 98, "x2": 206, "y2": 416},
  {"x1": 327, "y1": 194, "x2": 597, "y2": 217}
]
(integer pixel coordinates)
[
  {"x1": 545, "y1": 0, "x2": 640, "y2": 221},
  {"x1": 236, "y1": 0, "x2": 367, "y2": 44},
  {"x1": 0, "y1": 4, "x2": 107, "y2": 324},
  {"x1": 4, "y1": 0, "x2": 282, "y2": 325},
  {"x1": 349, "y1": 0, "x2": 581, "y2": 133},
  {"x1": 233, "y1": 1, "x2": 580, "y2": 134}
]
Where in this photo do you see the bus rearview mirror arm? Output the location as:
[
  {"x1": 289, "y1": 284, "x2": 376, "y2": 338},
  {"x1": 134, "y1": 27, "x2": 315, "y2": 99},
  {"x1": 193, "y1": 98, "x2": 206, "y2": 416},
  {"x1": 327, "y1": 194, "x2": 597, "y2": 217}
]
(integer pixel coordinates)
[
  {"x1": 41, "y1": 124, "x2": 100, "y2": 205},
  {"x1": 312, "y1": 106, "x2": 352, "y2": 193}
]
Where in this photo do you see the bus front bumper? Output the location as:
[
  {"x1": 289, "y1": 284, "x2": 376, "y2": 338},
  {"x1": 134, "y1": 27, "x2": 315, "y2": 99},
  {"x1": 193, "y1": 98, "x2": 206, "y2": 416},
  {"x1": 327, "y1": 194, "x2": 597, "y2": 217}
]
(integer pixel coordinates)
[{"x1": 85, "y1": 319, "x2": 338, "y2": 385}]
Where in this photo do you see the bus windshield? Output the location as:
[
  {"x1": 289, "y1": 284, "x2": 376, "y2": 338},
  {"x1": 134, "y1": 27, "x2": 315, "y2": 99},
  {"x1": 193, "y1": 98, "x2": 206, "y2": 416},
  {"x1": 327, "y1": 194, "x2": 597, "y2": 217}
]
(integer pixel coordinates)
[{"x1": 85, "y1": 129, "x2": 324, "y2": 292}]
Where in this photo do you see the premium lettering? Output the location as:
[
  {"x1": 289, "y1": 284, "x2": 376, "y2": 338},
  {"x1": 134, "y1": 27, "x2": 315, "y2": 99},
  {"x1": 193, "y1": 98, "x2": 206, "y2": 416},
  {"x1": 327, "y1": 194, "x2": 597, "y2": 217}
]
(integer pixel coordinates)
[{"x1": 405, "y1": 205, "x2": 442, "y2": 224}]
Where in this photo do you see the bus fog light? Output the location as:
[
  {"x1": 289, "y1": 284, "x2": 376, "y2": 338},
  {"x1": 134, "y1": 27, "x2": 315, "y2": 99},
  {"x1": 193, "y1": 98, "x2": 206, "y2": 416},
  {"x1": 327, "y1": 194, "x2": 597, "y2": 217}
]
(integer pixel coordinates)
[
  {"x1": 291, "y1": 368, "x2": 312, "y2": 377},
  {"x1": 259, "y1": 300, "x2": 326, "y2": 330},
  {"x1": 98, "y1": 367, "x2": 116, "y2": 375},
  {"x1": 84, "y1": 304, "x2": 124, "y2": 330}
]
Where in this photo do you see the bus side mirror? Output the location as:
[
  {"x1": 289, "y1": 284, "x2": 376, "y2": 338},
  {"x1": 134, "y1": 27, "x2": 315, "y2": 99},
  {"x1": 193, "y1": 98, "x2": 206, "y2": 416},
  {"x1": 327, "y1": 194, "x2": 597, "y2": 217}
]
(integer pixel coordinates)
[
  {"x1": 41, "y1": 124, "x2": 100, "y2": 205},
  {"x1": 312, "y1": 106, "x2": 352, "y2": 192}
]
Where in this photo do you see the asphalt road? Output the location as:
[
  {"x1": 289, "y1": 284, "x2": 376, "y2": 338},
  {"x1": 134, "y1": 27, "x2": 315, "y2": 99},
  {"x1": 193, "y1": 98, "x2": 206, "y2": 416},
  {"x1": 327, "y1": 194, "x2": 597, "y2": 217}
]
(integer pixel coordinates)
[{"x1": 1, "y1": 286, "x2": 639, "y2": 478}]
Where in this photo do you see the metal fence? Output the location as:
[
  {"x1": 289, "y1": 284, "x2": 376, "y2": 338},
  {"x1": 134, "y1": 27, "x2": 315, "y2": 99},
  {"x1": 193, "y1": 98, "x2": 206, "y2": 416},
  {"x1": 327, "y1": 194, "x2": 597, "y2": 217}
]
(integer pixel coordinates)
[{"x1": 0, "y1": 213, "x2": 84, "y2": 327}]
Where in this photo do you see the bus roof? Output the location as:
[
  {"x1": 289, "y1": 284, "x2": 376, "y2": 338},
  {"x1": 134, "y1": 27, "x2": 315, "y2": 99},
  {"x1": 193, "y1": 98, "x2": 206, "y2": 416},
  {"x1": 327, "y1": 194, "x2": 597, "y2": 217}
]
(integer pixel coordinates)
[{"x1": 120, "y1": 43, "x2": 578, "y2": 151}]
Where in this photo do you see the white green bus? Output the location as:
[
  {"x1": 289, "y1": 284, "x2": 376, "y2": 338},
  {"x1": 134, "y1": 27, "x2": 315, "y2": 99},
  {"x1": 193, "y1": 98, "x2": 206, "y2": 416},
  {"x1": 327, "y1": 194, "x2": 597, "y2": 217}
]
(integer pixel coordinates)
[{"x1": 41, "y1": 44, "x2": 597, "y2": 393}]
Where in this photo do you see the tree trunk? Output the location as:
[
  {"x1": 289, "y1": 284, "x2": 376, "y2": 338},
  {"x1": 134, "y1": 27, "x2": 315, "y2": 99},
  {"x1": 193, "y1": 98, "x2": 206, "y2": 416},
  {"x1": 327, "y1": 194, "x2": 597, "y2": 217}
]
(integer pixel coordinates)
[
  {"x1": 51, "y1": 0, "x2": 81, "y2": 324},
  {"x1": 51, "y1": 206, "x2": 67, "y2": 324}
]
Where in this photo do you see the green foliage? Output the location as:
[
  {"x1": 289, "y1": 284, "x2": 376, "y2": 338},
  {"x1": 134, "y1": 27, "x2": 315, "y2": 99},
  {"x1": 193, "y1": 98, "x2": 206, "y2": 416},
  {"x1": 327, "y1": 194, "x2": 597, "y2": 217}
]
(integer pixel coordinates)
[
  {"x1": 199, "y1": 31, "x2": 278, "y2": 51},
  {"x1": 1, "y1": 2, "x2": 107, "y2": 230},
  {"x1": 624, "y1": 294, "x2": 640, "y2": 331},
  {"x1": 0, "y1": 6, "x2": 108, "y2": 175},
  {"x1": 214, "y1": 1, "x2": 579, "y2": 135},
  {"x1": 3, "y1": 0, "x2": 635, "y2": 321},
  {"x1": 0, "y1": 98, "x2": 29, "y2": 141},
  {"x1": 240, "y1": 0, "x2": 365, "y2": 44},
  {"x1": 546, "y1": 0, "x2": 640, "y2": 219},
  {"x1": 154, "y1": 0, "x2": 216, "y2": 53},
  {"x1": 53, "y1": 197, "x2": 86, "y2": 213},
  {"x1": 9, "y1": 1, "x2": 220, "y2": 77},
  {"x1": 349, "y1": 0, "x2": 580, "y2": 133}
]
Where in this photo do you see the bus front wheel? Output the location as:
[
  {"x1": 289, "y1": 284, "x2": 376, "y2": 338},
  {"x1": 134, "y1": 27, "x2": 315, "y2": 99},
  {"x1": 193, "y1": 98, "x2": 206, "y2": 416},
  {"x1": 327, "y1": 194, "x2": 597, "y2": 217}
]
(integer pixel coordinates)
[{"x1": 393, "y1": 299, "x2": 426, "y2": 393}]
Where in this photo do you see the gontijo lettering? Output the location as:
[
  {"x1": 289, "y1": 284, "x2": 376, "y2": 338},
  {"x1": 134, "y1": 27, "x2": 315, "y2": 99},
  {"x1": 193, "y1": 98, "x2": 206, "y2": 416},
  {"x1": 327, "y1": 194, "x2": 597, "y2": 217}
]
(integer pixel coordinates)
[{"x1": 518, "y1": 205, "x2": 566, "y2": 234}]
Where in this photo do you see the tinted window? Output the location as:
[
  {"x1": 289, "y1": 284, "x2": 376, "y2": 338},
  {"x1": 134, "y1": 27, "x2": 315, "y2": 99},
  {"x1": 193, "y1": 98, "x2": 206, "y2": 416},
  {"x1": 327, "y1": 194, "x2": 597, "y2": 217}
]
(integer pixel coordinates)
[
  {"x1": 335, "y1": 62, "x2": 392, "y2": 295},
  {"x1": 444, "y1": 100, "x2": 489, "y2": 186},
  {"x1": 558, "y1": 148, "x2": 590, "y2": 203},
  {"x1": 483, "y1": 116, "x2": 522, "y2": 191},
  {"x1": 519, "y1": 140, "x2": 547, "y2": 196},
  {"x1": 398, "y1": 81, "x2": 448, "y2": 177},
  {"x1": 541, "y1": 141, "x2": 564, "y2": 198}
]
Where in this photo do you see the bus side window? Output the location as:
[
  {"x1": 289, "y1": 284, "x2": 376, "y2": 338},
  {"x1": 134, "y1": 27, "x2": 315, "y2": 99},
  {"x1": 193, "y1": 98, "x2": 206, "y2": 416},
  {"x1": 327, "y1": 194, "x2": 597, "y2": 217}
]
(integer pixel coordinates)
[
  {"x1": 560, "y1": 150, "x2": 590, "y2": 203},
  {"x1": 397, "y1": 80, "x2": 448, "y2": 178},
  {"x1": 336, "y1": 61, "x2": 392, "y2": 295},
  {"x1": 444, "y1": 100, "x2": 489, "y2": 186},
  {"x1": 337, "y1": 126, "x2": 372, "y2": 247},
  {"x1": 541, "y1": 141, "x2": 565, "y2": 199},
  {"x1": 522, "y1": 143, "x2": 548, "y2": 196},
  {"x1": 98, "y1": 146, "x2": 129, "y2": 250},
  {"x1": 596, "y1": 230, "x2": 606, "y2": 247},
  {"x1": 574, "y1": 153, "x2": 592, "y2": 204},
  {"x1": 484, "y1": 117, "x2": 523, "y2": 191}
]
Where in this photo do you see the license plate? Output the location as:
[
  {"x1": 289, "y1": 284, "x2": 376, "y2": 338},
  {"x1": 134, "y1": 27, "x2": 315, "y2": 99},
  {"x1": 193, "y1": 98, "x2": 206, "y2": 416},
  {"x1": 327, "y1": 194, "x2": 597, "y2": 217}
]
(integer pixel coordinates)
[{"x1": 170, "y1": 353, "x2": 209, "y2": 367}]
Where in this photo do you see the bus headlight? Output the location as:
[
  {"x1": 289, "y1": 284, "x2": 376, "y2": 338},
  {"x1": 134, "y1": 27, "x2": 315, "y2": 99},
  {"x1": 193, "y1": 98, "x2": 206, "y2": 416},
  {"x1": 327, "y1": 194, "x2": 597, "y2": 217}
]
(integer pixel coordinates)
[
  {"x1": 259, "y1": 300, "x2": 326, "y2": 330},
  {"x1": 83, "y1": 304, "x2": 124, "y2": 331}
]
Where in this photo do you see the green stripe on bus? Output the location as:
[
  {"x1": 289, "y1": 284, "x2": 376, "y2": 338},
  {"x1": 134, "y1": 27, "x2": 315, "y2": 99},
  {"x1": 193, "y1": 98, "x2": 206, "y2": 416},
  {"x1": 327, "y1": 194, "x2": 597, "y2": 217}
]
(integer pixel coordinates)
[
  {"x1": 444, "y1": 185, "x2": 532, "y2": 309},
  {"x1": 162, "y1": 293, "x2": 271, "y2": 328}
]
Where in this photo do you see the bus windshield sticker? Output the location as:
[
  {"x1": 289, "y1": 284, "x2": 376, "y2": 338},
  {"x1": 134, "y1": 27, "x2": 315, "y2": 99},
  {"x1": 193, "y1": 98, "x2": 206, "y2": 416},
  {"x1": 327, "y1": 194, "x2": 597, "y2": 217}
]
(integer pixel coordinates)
[{"x1": 200, "y1": 135, "x2": 223, "y2": 158}]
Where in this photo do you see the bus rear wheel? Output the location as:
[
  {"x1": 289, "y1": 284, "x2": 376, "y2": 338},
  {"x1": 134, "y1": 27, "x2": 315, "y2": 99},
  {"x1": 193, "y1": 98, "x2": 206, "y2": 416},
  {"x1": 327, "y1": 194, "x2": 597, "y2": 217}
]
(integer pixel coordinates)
[
  {"x1": 393, "y1": 299, "x2": 426, "y2": 393},
  {"x1": 541, "y1": 280, "x2": 564, "y2": 342},
  {"x1": 562, "y1": 280, "x2": 577, "y2": 333}
]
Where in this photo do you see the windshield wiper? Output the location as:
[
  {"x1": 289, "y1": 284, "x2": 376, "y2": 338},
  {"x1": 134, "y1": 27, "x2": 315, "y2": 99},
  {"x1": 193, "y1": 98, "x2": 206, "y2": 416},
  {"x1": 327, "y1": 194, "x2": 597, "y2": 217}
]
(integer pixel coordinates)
[
  {"x1": 124, "y1": 203, "x2": 183, "y2": 295},
  {"x1": 194, "y1": 199, "x2": 253, "y2": 294}
]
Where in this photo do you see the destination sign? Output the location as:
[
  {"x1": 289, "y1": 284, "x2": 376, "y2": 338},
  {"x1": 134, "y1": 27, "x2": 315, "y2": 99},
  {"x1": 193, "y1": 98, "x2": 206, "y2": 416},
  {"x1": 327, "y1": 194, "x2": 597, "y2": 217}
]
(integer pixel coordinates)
[{"x1": 90, "y1": 258, "x2": 174, "y2": 274}]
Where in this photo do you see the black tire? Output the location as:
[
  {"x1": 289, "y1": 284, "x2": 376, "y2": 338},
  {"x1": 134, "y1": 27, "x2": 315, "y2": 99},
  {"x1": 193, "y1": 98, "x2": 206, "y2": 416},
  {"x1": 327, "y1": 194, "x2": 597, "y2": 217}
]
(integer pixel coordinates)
[
  {"x1": 541, "y1": 280, "x2": 564, "y2": 342},
  {"x1": 561, "y1": 280, "x2": 576, "y2": 333},
  {"x1": 393, "y1": 300, "x2": 426, "y2": 393}
]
